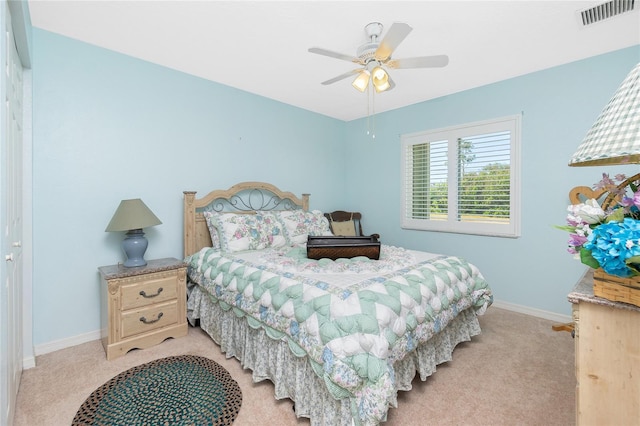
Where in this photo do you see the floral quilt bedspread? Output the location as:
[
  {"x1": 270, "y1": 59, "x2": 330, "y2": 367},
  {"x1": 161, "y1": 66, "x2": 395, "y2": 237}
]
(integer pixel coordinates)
[
  {"x1": 186, "y1": 246, "x2": 493, "y2": 426},
  {"x1": 258, "y1": 244, "x2": 418, "y2": 274}
]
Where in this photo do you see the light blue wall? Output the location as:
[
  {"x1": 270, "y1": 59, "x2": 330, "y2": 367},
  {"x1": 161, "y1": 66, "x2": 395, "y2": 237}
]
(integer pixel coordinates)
[
  {"x1": 344, "y1": 45, "x2": 640, "y2": 316},
  {"x1": 32, "y1": 25, "x2": 639, "y2": 346},
  {"x1": 32, "y1": 29, "x2": 346, "y2": 346}
]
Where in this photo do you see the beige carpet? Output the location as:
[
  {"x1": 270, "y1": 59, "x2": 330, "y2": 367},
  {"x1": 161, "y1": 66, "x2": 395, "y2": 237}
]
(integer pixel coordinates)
[{"x1": 14, "y1": 307, "x2": 575, "y2": 426}]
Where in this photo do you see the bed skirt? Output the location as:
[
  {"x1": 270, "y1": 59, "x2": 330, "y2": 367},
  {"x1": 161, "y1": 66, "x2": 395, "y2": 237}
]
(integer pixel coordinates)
[{"x1": 187, "y1": 284, "x2": 482, "y2": 425}]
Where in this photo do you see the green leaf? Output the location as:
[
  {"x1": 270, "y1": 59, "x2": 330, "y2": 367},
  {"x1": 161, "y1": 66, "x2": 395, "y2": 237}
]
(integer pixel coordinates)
[
  {"x1": 625, "y1": 256, "x2": 640, "y2": 264},
  {"x1": 605, "y1": 208, "x2": 625, "y2": 223},
  {"x1": 625, "y1": 257, "x2": 640, "y2": 276},
  {"x1": 579, "y1": 248, "x2": 600, "y2": 269},
  {"x1": 554, "y1": 225, "x2": 577, "y2": 232}
]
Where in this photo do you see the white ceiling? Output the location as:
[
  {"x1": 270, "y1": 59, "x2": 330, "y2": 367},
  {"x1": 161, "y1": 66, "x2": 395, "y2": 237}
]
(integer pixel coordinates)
[{"x1": 27, "y1": 1, "x2": 640, "y2": 121}]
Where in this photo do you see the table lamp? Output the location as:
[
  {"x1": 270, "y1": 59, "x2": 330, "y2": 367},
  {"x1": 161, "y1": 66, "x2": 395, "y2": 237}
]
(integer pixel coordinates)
[
  {"x1": 569, "y1": 62, "x2": 640, "y2": 167},
  {"x1": 105, "y1": 199, "x2": 162, "y2": 267},
  {"x1": 555, "y1": 63, "x2": 639, "y2": 335}
]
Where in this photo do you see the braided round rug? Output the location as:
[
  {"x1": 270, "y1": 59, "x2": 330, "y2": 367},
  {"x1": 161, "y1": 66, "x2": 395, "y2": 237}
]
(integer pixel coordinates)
[{"x1": 72, "y1": 355, "x2": 242, "y2": 426}]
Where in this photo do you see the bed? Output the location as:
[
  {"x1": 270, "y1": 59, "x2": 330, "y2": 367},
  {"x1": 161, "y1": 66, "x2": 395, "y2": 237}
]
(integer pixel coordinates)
[{"x1": 183, "y1": 181, "x2": 493, "y2": 426}]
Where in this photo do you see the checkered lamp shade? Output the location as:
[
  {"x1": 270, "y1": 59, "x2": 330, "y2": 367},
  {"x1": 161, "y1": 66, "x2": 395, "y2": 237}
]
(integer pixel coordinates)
[{"x1": 569, "y1": 62, "x2": 640, "y2": 167}]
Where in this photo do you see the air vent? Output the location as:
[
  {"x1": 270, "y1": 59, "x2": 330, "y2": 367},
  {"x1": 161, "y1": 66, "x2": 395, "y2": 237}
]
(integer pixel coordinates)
[{"x1": 579, "y1": 0, "x2": 635, "y2": 25}]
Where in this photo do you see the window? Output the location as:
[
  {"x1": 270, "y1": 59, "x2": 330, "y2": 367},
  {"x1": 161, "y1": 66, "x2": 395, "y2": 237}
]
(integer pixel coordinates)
[{"x1": 401, "y1": 115, "x2": 521, "y2": 237}]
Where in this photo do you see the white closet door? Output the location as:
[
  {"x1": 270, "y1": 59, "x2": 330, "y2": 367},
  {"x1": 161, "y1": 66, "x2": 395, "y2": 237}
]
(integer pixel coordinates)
[{"x1": 2, "y1": 3, "x2": 24, "y2": 425}]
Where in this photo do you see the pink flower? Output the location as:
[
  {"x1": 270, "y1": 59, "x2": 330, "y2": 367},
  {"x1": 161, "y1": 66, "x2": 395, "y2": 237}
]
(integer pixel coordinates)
[
  {"x1": 621, "y1": 191, "x2": 640, "y2": 209},
  {"x1": 593, "y1": 173, "x2": 617, "y2": 190}
]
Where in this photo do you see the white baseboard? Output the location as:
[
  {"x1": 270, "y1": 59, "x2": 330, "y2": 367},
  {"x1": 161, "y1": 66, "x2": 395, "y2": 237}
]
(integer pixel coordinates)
[
  {"x1": 23, "y1": 355, "x2": 36, "y2": 369},
  {"x1": 492, "y1": 299, "x2": 572, "y2": 323},
  {"x1": 28, "y1": 329, "x2": 101, "y2": 368}
]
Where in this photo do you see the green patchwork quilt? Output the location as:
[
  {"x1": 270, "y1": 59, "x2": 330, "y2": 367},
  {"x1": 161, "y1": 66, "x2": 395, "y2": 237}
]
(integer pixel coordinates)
[{"x1": 186, "y1": 247, "x2": 493, "y2": 425}]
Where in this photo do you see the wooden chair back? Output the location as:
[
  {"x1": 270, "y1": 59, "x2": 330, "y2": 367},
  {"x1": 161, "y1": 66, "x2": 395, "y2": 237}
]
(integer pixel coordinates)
[{"x1": 324, "y1": 211, "x2": 364, "y2": 236}]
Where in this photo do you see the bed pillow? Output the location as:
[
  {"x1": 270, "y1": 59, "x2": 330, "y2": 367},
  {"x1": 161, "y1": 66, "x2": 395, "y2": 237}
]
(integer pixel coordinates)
[
  {"x1": 202, "y1": 211, "x2": 222, "y2": 250},
  {"x1": 208, "y1": 212, "x2": 266, "y2": 253},
  {"x1": 255, "y1": 211, "x2": 287, "y2": 249},
  {"x1": 207, "y1": 212, "x2": 287, "y2": 253},
  {"x1": 276, "y1": 209, "x2": 332, "y2": 245}
]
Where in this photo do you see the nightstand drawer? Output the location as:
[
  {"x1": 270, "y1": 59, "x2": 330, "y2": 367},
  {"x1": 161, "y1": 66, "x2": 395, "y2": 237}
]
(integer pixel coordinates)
[
  {"x1": 121, "y1": 301, "x2": 178, "y2": 339},
  {"x1": 120, "y1": 272, "x2": 178, "y2": 310}
]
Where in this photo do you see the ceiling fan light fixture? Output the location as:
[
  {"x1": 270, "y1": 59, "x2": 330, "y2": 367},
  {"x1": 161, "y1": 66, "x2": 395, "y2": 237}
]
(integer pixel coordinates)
[
  {"x1": 310, "y1": 21, "x2": 450, "y2": 95},
  {"x1": 352, "y1": 70, "x2": 371, "y2": 92},
  {"x1": 372, "y1": 66, "x2": 390, "y2": 92}
]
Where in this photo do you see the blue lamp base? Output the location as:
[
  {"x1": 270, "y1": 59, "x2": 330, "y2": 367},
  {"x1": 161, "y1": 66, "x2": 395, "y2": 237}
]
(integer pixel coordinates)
[{"x1": 122, "y1": 229, "x2": 149, "y2": 267}]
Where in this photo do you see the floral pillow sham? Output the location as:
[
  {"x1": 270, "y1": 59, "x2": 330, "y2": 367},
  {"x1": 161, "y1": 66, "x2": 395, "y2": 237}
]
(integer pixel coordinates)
[
  {"x1": 204, "y1": 211, "x2": 287, "y2": 253},
  {"x1": 274, "y1": 209, "x2": 332, "y2": 245},
  {"x1": 203, "y1": 211, "x2": 222, "y2": 250},
  {"x1": 204, "y1": 209, "x2": 332, "y2": 252},
  {"x1": 255, "y1": 211, "x2": 288, "y2": 249}
]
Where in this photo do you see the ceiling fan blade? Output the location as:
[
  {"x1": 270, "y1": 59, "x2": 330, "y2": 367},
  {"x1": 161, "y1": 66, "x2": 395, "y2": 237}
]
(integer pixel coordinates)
[
  {"x1": 308, "y1": 47, "x2": 363, "y2": 64},
  {"x1": 375, "y1": 22, "x2": 412, "y2": 62},
  {"x1": 321, "y1": 69, "x2": 362, "y2": 85},
  {"x1": 386, "y1": 55, "x2": 449, "y2": 69}
]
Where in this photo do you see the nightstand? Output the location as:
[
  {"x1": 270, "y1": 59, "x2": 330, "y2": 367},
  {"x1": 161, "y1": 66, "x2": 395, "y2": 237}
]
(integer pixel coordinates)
[
  {"x1": 568, "y1": 270, "x2": 640, "y2": 425},
  {"x1": 98, "y1": 257, "x2": 187, "y2": 360}
]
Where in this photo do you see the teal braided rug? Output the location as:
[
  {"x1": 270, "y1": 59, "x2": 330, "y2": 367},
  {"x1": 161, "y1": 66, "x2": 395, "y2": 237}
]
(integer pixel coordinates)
[{"x1": 72, "y1": 355, "x2": 242, "y2": 426}]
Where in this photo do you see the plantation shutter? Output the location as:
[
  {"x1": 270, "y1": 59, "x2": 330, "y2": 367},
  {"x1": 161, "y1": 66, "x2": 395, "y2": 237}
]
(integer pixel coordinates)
[
  {"x1": 410, "y1": 143, "x2": 429, "y2": 219},
  {"x1": 406, "y1": 140, "x2": 448, "y2": 220},
  {"x1": 400, "y1": 114, "x2": 520, "y2": 237},
  {"x1": 456, "y1": 131, "x2": 511, "y2": 223}
]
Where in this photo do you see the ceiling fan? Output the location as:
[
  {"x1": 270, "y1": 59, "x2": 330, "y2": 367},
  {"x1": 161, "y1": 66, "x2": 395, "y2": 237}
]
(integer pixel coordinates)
[{"x1": 309, "y1": 22, "x2": 449, "y2": 93}]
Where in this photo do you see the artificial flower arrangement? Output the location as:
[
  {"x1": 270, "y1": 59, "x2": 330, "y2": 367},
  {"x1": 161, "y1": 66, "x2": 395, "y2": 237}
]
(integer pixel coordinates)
[{"x1": 559, "y1": 173, "x2": 640, "y2": 278}]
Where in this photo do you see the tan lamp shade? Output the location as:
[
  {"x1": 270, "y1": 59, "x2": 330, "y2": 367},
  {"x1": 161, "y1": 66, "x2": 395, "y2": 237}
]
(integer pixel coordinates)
[
  {"x1": 569, "y1": 62, "x2": 640, "y2": 167},
  {"x1": 105, "y1": 199, "x2": 162, "y2": 232}
]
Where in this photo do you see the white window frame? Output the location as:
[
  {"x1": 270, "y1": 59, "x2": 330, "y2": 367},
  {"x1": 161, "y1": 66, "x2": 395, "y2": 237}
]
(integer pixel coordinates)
[{"x1": 400, "y1": 115, "x2": 521, "y2": 238}]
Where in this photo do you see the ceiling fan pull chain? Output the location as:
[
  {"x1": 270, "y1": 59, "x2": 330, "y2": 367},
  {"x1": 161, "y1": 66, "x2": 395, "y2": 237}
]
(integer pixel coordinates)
[
  {"x1": 371, "y1": 85, "x2": 376, "y2": 139},
  {"x1": 366, "y1": 84, "x2": 371, "y2": 136}
]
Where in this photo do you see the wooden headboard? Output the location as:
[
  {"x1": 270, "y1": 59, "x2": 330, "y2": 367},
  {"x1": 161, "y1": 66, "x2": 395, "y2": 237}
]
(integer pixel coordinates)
[{"x1": 183, "y1": 181, "x2": 310, "y2": 258}]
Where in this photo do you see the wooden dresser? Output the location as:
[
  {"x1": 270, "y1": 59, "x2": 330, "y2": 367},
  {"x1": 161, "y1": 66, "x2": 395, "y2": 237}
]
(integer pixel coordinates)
[
  {"x1": 98, "y1": 257, "x2": 187, "y2": 360},
  {"x1": 568, "y1": 270, "x2": 640, "y2": 426}
]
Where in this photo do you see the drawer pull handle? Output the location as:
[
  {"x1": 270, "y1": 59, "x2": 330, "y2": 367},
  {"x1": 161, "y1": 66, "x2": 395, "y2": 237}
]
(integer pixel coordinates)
[
  {"x1": 139, "y1": 287, "x2": 163, "y2": 298},
  {"x1": 140, "y1": 312, "x2": 163, "y2": 324}
]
